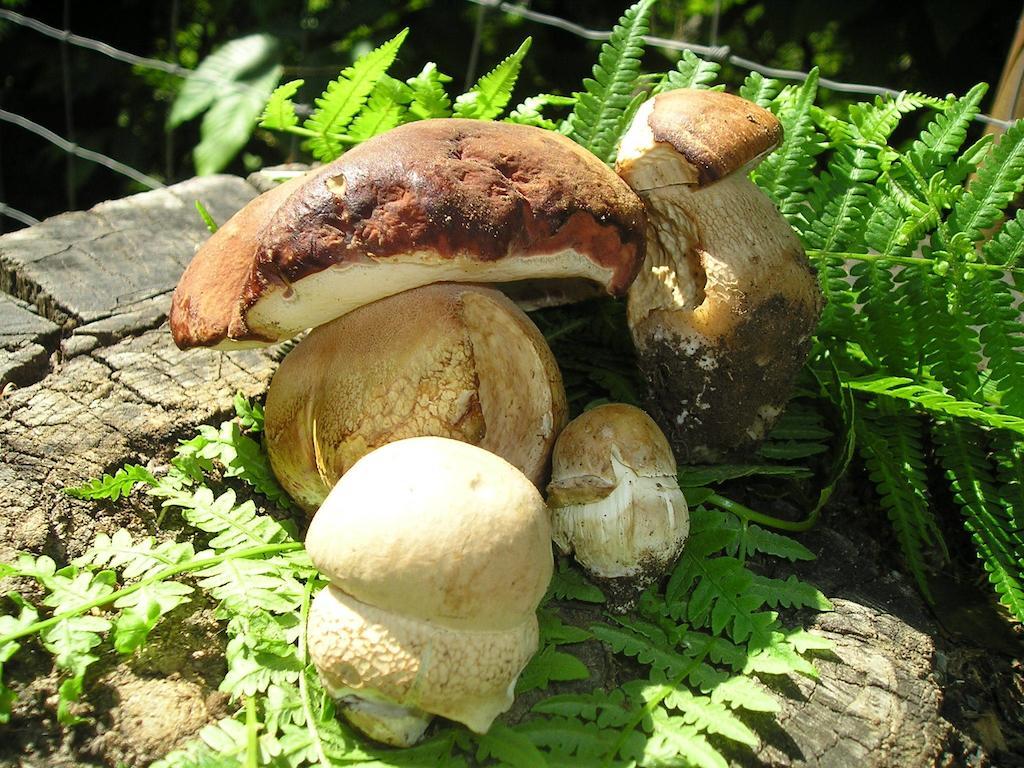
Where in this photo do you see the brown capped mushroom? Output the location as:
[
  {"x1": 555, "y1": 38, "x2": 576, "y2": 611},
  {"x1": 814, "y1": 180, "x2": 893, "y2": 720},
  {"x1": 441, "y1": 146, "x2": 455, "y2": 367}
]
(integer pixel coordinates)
[
  {"x1": 304, "y1": 437, "x2": 553, "y2": 746},
  {"x1": 615, "y1": 90, "x2": 824, "y2": 462},
  {"x1": 547, "y1": 403, "x2": 688, "y2": 612},
  {"x1": 264, "y1": 283, "x2": 567, "y2": 513},
  {"x1": 170, "y1": 119, "x2": 646, "y2": 350}
]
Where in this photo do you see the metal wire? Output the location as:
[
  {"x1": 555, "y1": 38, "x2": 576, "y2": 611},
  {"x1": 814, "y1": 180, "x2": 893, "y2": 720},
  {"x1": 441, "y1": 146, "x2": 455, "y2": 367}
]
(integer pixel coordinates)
[
  {"x1": 0, "y1": 203, "x2": 39, "y2": 227},
  {"x1": 465, "y1": 0, "x2": 1014, "y2": 129},
  {"x1": 0, "y1": 110, "x2": 164, "y2": 190}
]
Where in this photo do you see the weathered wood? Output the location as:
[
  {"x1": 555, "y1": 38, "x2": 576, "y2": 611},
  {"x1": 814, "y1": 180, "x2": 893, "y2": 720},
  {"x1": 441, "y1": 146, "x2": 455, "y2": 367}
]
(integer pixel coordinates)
[
  {"x1": 0, "y1": 294, "x2": 59, "y2": 389},
  {"x1": 0, "y1": 175, "x2": 256, "y2": 328}
]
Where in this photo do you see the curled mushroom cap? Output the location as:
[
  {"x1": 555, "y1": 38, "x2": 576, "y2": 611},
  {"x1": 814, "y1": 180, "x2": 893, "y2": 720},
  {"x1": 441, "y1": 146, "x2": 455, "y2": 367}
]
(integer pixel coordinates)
[
  {"x1": 616, "y1": 90, "x2": 824, "y2": 462},
  {"x1": 305, "y1": 437, "x2": 553, "y2": 745},
  {"x1": 547, "y1": 403, "x2": 688, "y2": 612},
  {"x1": 170, "y1": 119, "x2": 646, "y2": 350},
  {"x1": 264, "y1": 283, "x2": 567, "y2": 513}
]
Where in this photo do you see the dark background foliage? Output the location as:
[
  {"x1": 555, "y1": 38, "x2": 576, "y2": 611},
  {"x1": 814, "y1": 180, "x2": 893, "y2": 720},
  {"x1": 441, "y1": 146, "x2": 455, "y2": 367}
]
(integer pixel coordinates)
[{"x1": 0, "y1": 0, "x2": 1020, "y2": 231}]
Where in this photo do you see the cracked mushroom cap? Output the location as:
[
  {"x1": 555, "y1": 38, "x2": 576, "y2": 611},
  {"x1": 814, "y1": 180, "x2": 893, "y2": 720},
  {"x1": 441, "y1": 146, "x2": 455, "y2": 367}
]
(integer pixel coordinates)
[
  {"x1": 615, "y1": 90, "x2": 823, "y2": 462},
  {"x1": 264, "y1": 284, "x2": 567, "y2": 513},
  {"x1": 304, "y1": 437, "x2": 552, "y2": 742},
  {"x1": 170, "y1": 119, "x2": 646, "y2": 350}
]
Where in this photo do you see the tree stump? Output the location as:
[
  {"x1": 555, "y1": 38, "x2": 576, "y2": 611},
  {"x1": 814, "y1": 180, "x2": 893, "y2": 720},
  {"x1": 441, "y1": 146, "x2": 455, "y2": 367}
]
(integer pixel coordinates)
[{"x1": 0, "y1": 175, "x2": 1016, "y2": 766}]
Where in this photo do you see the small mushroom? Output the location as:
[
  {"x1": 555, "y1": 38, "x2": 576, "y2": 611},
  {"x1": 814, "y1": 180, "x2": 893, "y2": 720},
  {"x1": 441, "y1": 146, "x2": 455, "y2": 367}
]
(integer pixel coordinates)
[
  {"x1": 304, "y1": 436, "x2": 553, "y2": 746},
  {"x1": 264, "y1": 283, "x2": 567, "y2": 513},
  {"x1": 615, "y1": 90, "x2": 824, "y2": 462},
  {"x1": 169, "y1": 118, "x2": 645, "y2": 350},
  {"x1": 546, "y1": 403, "x2": 688, "y2": 612}
]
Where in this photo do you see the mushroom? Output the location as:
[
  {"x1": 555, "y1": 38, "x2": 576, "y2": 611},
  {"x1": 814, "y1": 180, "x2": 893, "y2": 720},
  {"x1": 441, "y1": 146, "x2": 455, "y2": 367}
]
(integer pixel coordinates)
[
  {"x1": 615, "y1": 90, "x2": 824, "y2": 462},
  {"x1": 169, "y1": 118, "x2": 646, "y2": 350},
  {"x1": 304, "y1": 436, "x2": 553, "y2": 746},
  {"x1": 546, "y1": 403, "x2": 688, "y2": 612},
  {"x1": 264, "y1": 283, "x2": 567, "y2": 513}
]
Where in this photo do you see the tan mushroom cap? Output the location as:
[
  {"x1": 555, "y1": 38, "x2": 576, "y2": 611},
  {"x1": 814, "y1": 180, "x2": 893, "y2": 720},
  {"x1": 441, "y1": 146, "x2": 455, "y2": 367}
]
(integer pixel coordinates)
[
  {"x1": 546, "y1": 403, "x2": 677, "y2": 507},
  {"x1": 616, "y1": 89, "x2": 782, "y2": 188},
  {"x1": 170, "y1": 119, "x2": 646, "y2": 350},
  {"x1": 264, "y1": 284, "x2": 566, "y2": 513},
  {"x1": 308, "y1": 586, "x2": 538, "y2": 735},
  {"x1": 304, "y1": 437, "x2": 553, "y2": 632}
]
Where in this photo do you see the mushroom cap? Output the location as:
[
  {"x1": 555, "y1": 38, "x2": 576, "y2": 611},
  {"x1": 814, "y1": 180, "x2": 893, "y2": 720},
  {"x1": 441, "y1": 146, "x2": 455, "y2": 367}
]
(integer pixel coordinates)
[
  {"x1": 616, "y1": 89, "x2": 782, "y2": 188},
  {"x1": 304, "y1": 436, "x2": 553, "y2": 631},
  {"x1": 546, "y1": 403, "x2": 677, "y2": 507},
  {"x1": 264, "y1": 283, "x2": 567, "y2": 513},
  {"x1": 308, "y1": 585, "x2": 538, "y2": 735},
  {"x1": 170, "y1": 119, "x2": 646, "y2": 349}
]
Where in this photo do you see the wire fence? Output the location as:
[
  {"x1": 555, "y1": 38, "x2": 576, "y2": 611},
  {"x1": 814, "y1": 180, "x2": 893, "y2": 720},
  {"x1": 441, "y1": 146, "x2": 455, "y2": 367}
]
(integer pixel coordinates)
[{"x1": 0, "y1": 3, "x2": 1018, "y2": 229}]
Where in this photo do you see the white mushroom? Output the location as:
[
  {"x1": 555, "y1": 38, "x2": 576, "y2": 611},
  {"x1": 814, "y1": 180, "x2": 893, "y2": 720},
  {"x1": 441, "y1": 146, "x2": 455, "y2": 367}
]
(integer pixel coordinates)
[
  {"x1": 616, "y1": 89, "x2": 824, "y2": 462},
  {"x1": 546, "y1": 403, "x2": 688, "y2": 612},
  {"x1": 264, "y1": 283, "x2": 567, "y2": 514},
  {"x1": 304, "y1": 437, "x2": 553, "y2": 746}
]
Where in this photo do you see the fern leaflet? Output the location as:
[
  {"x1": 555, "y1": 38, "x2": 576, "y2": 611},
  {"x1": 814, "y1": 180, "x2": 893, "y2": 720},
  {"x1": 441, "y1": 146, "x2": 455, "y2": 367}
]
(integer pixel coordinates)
[{"x1": 454, "y1": 38, "x2": 531, "y2": 120}]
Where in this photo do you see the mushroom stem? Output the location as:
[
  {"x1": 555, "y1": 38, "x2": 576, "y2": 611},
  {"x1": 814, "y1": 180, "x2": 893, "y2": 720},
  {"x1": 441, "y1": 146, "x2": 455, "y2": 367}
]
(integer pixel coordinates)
[{"x1": 338, "y1": 696, "x2": 432, "y2": 748}]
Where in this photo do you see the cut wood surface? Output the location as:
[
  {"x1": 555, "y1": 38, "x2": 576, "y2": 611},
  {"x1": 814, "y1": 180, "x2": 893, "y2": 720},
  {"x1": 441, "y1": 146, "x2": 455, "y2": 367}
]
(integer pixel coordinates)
[{"x1": 0, "y1": 175, "x2": 1011, "y2": 767}]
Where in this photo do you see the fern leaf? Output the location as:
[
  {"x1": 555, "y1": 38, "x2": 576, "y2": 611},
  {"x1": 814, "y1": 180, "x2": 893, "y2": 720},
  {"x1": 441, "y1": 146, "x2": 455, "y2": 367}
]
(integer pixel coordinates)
[
  {"x1": 848, "y1": 91, "x2": 942, "y2": 145},
  {"x1": 508, "y1": 94, "x2": 576, "y2": 131},
  {"x1": 856, "y1": 400, "x2": 943, "y2": 598},
  {"x1": 983, "y1": 208, "x2": 1024, "y2": 266},
  {"x1": 748, "y1": 574, "x2": 833, "y2": 611},
  {"x1": 348, "y1": 75, "x2": 412, "y2": 141},
  {"x1": 910, "y1": 83, "x2": 987, "y2": 176},
  {"x1": 548, "y1": 561, "x2": 604, "y2": 603},
  {"x1": 660, "y1": 686, "x2": 758, "y2": 747},
  {"x1": 850, "y1": 256, "x2": 914, "y2": 368},
  {"x1": 655, "y1": 50, "x2": 720, "y2": 93},
  {"x1": 730, "y1": 524, "x2": 816, "y2": 562},
  {"x1": 753, "y1": 70, "x2": 822, "y2": 221},
  {"x1": 643, "y1": 708, "x2": 727, "y2": 768},
  {"x1": 303, "y1": 29, "x2": 408, "y2": 161},
  {"x1": 708, "y1": 674, "x2": 780, "y2": 713},
  {"x1": 590, "y1": 623, "x2": 722, "y2": 689},
  {"x1": 564, "y1": 0, "x2": 655, "y2": 164},
  {"x1": 75, "y1": 530, "x2": 195, "y2": 580},
  {"x1": 948, "y1": 119, "x2": 1024, "y2": 242},
  {"x1": 159, "y1": 487, "x2": 295, "y2": 549},
  {"x1": 196, "y1": 557, "x2": 305, "y2": 615},
  {"x1": 65, "y1": 464, "x2": 156, "y2": 501},
  {"x1": 532, "y1": 689, "x2": 634, "y2": 727},
  {"x1": 936, "y1": 421, "x2": 1024, "y2": 621},
  {"x1": 516, "y1": 645, "x2": 590, "y2": 693},
  {"x1": 845, "y1": 373, "x2": 1024, "y2": 433},
  {"x1": 259, "y1": 79, "x2": 303, "y2": 130},
  {"x1": 406, "y1": 63, "x2": 453, "y2": 120},
  {"x1": 993, "y1": 432, "x2": 1024, "y2": 552},
  {"x1": 965, "y1": 270, "x2": 1024, "y2": 415},
  {"x1": 453, "y1": 38, "x2": 531, "y2": 120},
  {"x1": 803, "y1": 143, "x2": 880, "y2": 254},
  {"x1": 514, "y1": 716, "x2": 626, "y2": 762},
  {"x1": 111, "y1": 581, "x2": 193, "y2": 653},
  {"x1": 738, "y1": 71, "x2": 780, "y2": 107}
]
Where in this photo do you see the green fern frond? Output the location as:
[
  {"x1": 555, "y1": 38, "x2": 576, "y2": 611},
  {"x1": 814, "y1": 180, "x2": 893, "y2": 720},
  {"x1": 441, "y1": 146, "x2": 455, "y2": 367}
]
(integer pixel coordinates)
[
  {"x1": 643, "y1": 707, "x2": 729, "y2": 768},
  {"x1": 948, "y1": 119, "x2": 1024, "y2": 242},
  {"x1": 803, "y1": 144, "x2": 880, "y2": 254},
  {"x1": 935, "y1": 421, "x2": 1024, "y2": 621},
  {"x1": 856, "y1": 401, "x2": 943, "y2": 598},
  {"x1": 844, "y1": 372, "x2": 1023, "y2": 433},
  {"x1": 983, "y1": 208, "x2": 1024, "y2": 266},
  {"x1": 453, "y1": 38, "x2": 531, "y2": 120},
  {"x1": 564, "y1": 0, "x2": 655, "y2": 164},
  {"x1": 655, "y1": 49, "x2": 721, "y2": 93},
  {"x1": 659, "y1": 686, "x2": 758, "y2": 747},
  {"x1": 910, "y1": 83, "x2": 987, "y2": 176},
  {"x1": 64, "y1": 464, "x2": 156, "y2": 501},
  {"x1": 738, "y1": 71, "x2": 780, "y2": 107},
  {"x1": 406, "y1": 62, "x2": 453, "y2": 120},
  {"x1": 992, "y1": 433, "x2": 1024, "y2": 549},
  {"x1": 507, "y1": 94, "x2": 576, "y2": 131},
  {"x1": 303, "y1": 28, "x2": 408, "y2": 161},
  {"x1": 753, "y1": 69, "x2": 822, "y2": 221},
  {"x1": 75, "y1": 530, "x2": 195, "y2": 581},
  {"x1": 848, "y1": 91, "x2": 943, "y2": 145},
  {"x1": 258, "y1": 79, "x2": 304, "y2": 131},
  {"x1": 850, "y1": 257, "x2": 913, "y2": 368},
  {"x1": 965, "y1": 270, "x2": 1024, "y2": 415},
  {"x1": 347, "y1": 75, "x2": 412, "y2": 141}
]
